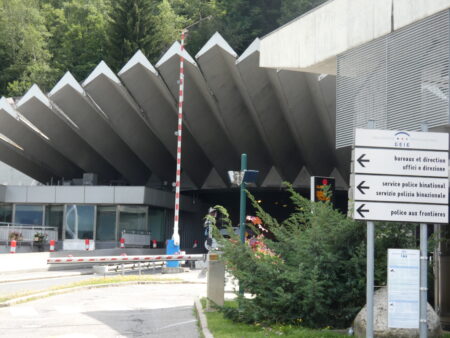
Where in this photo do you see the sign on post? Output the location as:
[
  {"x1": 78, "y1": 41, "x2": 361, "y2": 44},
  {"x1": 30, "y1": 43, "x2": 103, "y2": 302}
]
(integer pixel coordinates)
[
  {"x1": 351, "y1": 129, "x2": 449, "y2": 224},
  {"x1": 388, "y1": 249, "x2": 420, "y2": 329}
]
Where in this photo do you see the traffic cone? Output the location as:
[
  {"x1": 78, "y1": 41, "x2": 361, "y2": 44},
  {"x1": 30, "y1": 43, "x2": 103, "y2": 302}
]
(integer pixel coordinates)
[
  {"x1": 10, "y1": 240, "x2": 16, "y2": 254},
  {"x1": 152, "y1": 240, "x2": 157, "y2": 248},
  {"x1": 49, "y1": 240, "x2": 55, "y2": 252},
  {"x1": 120, "y1": 238, "x2": 125, "y2": 249},
  {"x1": 85, "y1": 239, "x2": 90, "y2": 251}
]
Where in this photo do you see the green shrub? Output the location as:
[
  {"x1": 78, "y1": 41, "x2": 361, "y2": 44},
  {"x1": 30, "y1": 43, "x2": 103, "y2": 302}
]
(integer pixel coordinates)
[{"x1": 212, "y1": 183, "x2": 418, "y2": 329}]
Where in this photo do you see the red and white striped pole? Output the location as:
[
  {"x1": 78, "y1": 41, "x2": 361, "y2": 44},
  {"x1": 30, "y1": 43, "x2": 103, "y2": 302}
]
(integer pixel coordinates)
[
  {"x1": 10, "y1": 240, "x2": 16, "y2": 254},
  {"x1": 49, "y1": 240, "x2": 55, "y2": 252},
  {"x1": 172, "y1": 29, "x2": 187, "y2": 247}
]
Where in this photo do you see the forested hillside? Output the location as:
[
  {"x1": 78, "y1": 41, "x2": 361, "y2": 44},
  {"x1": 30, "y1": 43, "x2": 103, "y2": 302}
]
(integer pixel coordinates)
[{"x1": 0, "y1": 0, "x2": 325, "y2": 97}]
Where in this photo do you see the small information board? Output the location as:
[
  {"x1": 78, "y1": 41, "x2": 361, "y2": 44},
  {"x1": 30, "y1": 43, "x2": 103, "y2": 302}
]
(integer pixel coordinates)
[
  {"x1": 351, "y1": 129, "x2": 449, "y2": 223},
  {"x1": 388, "y1": 249, "x2": 420, "y2": 329}
]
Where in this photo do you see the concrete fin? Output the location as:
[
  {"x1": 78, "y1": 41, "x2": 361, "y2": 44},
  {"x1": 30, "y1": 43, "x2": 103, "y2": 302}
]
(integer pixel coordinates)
[
  {"x1": 17, "y1": 84, "x2": 51, "y2": 108},
  {"x1": 236, "y1": 38, "x2": 260, "y2": 64},
  {"x1": 195, "y1": 32, "x2": 238, "y2": 59},
  {"x1": 119, "y1": 50, "x2": 158, "y2": 76},
  {"x1": 180, "y1": 171, "x2": 197, "y2": 191},
  {"x1": 83, "y1": 60, "x2": 121, "y2": 87},
  {"x1": 49, "y1": 71, "x2": 84, "y2": 96},
  {"x1": 329, "y1": 168, "x2": 349, "y2": 190},
  {"x1": 292, "y1": 167, "x2": 311, "y2": 188},
  {"x1": 261, "y1": 166, "x2": 283, "y2": 188},
  {"x1": 201, "y1": 168, "x2": 226, "y2": 189},
  {"x1": 155, "y1": 41, "x2": 197, "y2": 68},
  {"x1": 0, "y1": 97, "x2": 18, "y2": 118}
]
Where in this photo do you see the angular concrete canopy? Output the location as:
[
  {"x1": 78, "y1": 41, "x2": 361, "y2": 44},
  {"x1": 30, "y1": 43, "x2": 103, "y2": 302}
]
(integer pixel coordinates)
[
  {"x1": 49, "y1": 72, "x2": 150, "y2": 184},
  {"x1": 83, "y1": 61, "x2": 175, "y2": 183},
  {"x1": 196, "y1": 32, "x2": 273, "y2": 184},
  {"x1": 0, "y1": 138, "x2": 55, "y2": 183},
  {"x1": 270, "y1": 70, "x2": 334, "y2": 176},
  {"x1": 0, "y1": 97, "x2": 81, "y2": 179},
  {"x1": 157, "y1": 42, "x2": 239, "y2": 185},
  {"x1": 236, "y1": 39, "x2": 304, "y2": 182},
  {"x1": 17, "y1": 84, "x2": 120, "y2": 182},
  {"x1": 260, "y1": 0, "x2": 450, "y2": 74},
  {"x1": 119, "y1": 50, "x2": 211, "y2": 188}
]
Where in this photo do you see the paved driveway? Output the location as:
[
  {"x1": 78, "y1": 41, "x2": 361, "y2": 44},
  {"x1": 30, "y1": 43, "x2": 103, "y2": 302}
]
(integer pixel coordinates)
[{"x1": 0, "y1": 283, "x2": 206, "y2": 338}]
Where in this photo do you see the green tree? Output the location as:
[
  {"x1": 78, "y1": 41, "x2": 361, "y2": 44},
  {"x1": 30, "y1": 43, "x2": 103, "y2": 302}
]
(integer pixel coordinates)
[
  {"x1": 41, "y1": 0, "x2": 109, "y2": 81},
  {"x1": 0, "y1": 0, "x2": 56, "y2": 96},
  {"x1": 211, "y1": 184, "x2": 419, "y2": 328},
  {"x1": 107, "y1": 0, "x2": 157, "y2": 71}
]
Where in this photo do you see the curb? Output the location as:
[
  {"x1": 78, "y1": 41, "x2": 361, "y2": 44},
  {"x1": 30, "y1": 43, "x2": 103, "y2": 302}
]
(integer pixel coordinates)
[
  {"x1": 195, "y1": 298, "x2": 214, "y2": 338},
  {"x1": 0, "y1": 280, "x2": 203, "y2": 308}
]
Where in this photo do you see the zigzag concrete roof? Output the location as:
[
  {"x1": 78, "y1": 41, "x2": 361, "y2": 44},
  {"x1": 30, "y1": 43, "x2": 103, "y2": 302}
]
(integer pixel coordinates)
[{"x1": 1, "y1": 33, "x2": 345, "y2": 190}]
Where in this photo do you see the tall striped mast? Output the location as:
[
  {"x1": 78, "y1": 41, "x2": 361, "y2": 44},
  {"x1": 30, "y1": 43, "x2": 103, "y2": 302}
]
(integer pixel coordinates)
[{"x1": 172, "y1": 29, "x2": 187, "y2": 246}]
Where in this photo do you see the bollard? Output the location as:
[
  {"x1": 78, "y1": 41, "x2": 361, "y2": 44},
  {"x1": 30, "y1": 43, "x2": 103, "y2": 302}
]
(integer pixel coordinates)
[
  {"x1": 206, "y1": 252, "x2": 225, "y2": 310},
  {"x1": 120, "y1": 238, "x2": 125, "y2": 249},
  {"x1": 152, "y1": 240, "x2": 157, "y2": 248},
  {"x1": 85, "y1": 239, "x2": 90, "y2": 251},
  {"x1": 49, "y1": 240, "x2": 55, "y2": 252},
  {"x1": 10, "y1": 240, "x2": 16, "y2": 254}
]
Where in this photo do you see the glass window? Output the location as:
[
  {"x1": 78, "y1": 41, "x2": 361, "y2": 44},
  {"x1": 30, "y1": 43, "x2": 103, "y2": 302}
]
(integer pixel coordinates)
[
  {"x1": 45, "y1": 205, "x2": 64, "y2": 240},
  {"x1": 148, "y1": 207, "x2": 165, "y2": 241},
  {"x1": 65, "y1": 205, "x2": 95, "y2": 240},
  {"x1": 15, "y1": 205, "x2": 43, "y2": 225},
  {"x1": 0, "y1": 204, "x2": 12, "y2": 223},
  {"x1": 118, "y1": 206, "x2": 147, "y2": 238},
  {"x1": 96, "y1": 206, "x2": 116, "y2": 241}
]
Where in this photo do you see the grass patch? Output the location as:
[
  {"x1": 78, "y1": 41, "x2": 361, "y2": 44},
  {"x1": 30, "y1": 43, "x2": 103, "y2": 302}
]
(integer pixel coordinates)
[
  {"x1": 0, "y1": 275, "x2": 182, "y2": 304},
  {"x1": 200, "y1": 298, "x2": 344, "y2": 338}
]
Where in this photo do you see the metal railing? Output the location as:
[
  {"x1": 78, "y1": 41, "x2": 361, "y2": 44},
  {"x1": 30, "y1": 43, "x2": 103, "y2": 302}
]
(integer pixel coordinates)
[
  {"x1": 0, "y1": 222, "x2": 58, "y2": 243},
  {"x1": 47, "y1": 254, "x2": 205, "y2": 264},
  {"x1": 121, "y1": 230, "x2": 151, "y2": 247}
]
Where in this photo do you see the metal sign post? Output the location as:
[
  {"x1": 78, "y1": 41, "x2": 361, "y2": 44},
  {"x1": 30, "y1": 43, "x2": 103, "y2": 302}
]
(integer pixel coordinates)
[{"x1": 351, "y1": 126, "x2": 449, "y2": 338}]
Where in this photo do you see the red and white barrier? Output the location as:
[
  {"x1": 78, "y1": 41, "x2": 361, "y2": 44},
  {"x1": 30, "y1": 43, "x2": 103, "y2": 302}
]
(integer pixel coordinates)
[
  {"x1": 120, "y1": 238, "x2": 125, "y2": 249},
  {"x1": 85, "y1": 239, "x2": 90, "y2": 251},
  {"x1": 49, "y1": 240, "x2": 55, "y2": 252},
  {"x1": 10, "y1": 240, "x2": 16, "y2": 254},
  {"x1": 47, "y1": 254, "x2": 205, "y2": 264},
  {"x1": 152, "y1": 240, "x2": 157, "y2": 248}
]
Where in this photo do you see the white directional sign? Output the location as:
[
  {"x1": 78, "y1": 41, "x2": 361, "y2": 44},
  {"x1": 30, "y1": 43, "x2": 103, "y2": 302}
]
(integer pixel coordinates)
[
  {"x1": 354, "y1": 148, "x2": 448, "y2": 177},
  {"x1": 388, "y1": 249, "x2": 420, "y2": 329},
  {"x1": 355, "y1": 129, "x2": 449, "y2": 151},
  {"x1": 353, "y1": 175, "x2": 448, "y2": 204},
  {"x1": 353, "y1": 201, "x2": 448, "y2": 223},
  {"x1": 352, "y1": 128, "x2": 449, "y2": 223}
]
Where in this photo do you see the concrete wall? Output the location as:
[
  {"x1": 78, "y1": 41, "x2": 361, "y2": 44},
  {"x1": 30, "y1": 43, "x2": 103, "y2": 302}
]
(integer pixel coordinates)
[
  {"x1": 260, "y1": 0, "x2": 450, "y2": 74},
  {"x1": 0, "y1": 185, "x2": 201, "y2": 212}
]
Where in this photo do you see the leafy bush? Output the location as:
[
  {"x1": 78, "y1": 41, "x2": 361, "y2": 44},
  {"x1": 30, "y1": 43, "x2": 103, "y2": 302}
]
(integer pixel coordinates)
[{"x1": 212, "y1": 183, "x2": 418, "y2": 329}]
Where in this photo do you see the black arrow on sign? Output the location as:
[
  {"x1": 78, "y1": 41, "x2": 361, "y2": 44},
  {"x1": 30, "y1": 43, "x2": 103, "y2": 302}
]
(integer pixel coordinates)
[
  {"x1": 357, "y1": 181, "x2": 370, "y2": 194},
  {"x1": 357, "y1": 204, "x2": 369, "y2": 218},
  {"x1": 357, "y1": 154, "x2": 370, "y2": 167}
]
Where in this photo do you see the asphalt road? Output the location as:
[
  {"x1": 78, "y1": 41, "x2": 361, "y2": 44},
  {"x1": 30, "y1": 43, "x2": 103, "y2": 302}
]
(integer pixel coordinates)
[
  {"x1": 0, "y1": 274, "x2": 95, "y2": 296},
  {"x1": 0, "y1": 283, "x2": 206, "y2": 337}
]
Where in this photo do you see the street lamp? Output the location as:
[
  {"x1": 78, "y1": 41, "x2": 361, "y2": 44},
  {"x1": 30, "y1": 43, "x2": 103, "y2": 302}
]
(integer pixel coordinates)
[{"x1": 228, "y1": 154, "x2": 259, "y2": 243}]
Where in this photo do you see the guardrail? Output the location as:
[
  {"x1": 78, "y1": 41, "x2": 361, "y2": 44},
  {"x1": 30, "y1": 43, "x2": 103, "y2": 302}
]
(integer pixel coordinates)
[
  {"x1": 47, "y1": 254, "x2": 206, "y2": 264},
  {"x1": 0, "y1": 223, "x2": 58, "y2": 243}
]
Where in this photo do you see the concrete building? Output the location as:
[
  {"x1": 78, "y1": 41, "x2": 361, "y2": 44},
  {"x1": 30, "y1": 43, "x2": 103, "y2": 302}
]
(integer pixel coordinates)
[
  {"x1": 0, "y1": 0, "x2": 449, "y2": 326},
  {"x1": 260, "y1": 0, "x2": 450, "y2": 328}
]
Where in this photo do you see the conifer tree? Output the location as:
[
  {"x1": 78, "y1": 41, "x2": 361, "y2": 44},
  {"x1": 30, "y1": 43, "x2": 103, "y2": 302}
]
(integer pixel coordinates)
[{"x1": 107, "y1": 0, "x2": 156, "y2": 71}]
